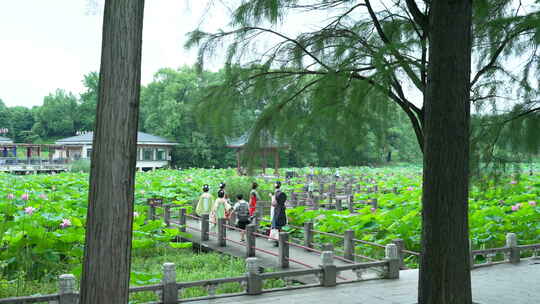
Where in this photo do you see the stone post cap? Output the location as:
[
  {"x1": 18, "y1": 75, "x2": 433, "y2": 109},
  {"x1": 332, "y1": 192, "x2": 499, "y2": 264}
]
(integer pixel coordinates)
[
  {"x1": 506, "y1": 233, "x2": 517, "y2": 247},
  {"x1": 163, "y1": 263, "x2": 176, "y2": 283},
  {"x1": 246, "y1": 257, "x2": 260, "y2": 274},
  {"x1": 58, "y1": 274, "x2": 76, "y2": 294},
  {"x1": 321, "y1": 251, "x2": 334, "y2": 266},
  {"x1": 385, "y1": 243, "x2": 399, "y2": 259}
]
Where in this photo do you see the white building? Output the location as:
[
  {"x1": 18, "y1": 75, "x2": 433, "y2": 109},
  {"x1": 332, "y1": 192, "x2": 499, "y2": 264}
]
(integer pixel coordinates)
[
  {"x1": 54, "y1": 131, "x2": 177, "y2": 171},
  {"x1": 0, "y1": 136, "x2": 12, "y2": 144}
]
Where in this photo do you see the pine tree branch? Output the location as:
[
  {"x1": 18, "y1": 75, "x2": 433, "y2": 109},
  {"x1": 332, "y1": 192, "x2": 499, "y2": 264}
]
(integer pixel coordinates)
[
  {"x1": 242, "y1": 27, "x2": 332, "y2": 71},
  {"x1": 471, "y1": 28, "x2": 534, "y2": 87},
  {"x1": 406, "y1": 0, "x2": 428, "y2": 33},
  {"x1": 481, "y1": 106, "x2": 540, "y2": 127},
  {"x1": 350, "y1": 72, "x2": 424, "y2": 151},
  {"x1": 364, "y1": 0, "x2": 424, "y2": 92}
]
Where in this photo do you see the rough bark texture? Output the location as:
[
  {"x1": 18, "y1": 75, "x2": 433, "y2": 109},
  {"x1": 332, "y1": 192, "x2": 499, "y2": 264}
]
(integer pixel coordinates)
[
  {"x1": 80, "y1": 1, "x2": 145, "y2": 303},
  {"x1": 419, "y1": 1, "x2": 472, "y2": 304}
]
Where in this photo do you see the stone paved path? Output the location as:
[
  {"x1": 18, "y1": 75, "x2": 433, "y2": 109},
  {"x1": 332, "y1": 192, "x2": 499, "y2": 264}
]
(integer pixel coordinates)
[
  {"x1": 191, "y1": 260, "x2": 540, "y2": 304},
  {"x1": 180, "y1": 218, "x2": 384, "y2": 282}
]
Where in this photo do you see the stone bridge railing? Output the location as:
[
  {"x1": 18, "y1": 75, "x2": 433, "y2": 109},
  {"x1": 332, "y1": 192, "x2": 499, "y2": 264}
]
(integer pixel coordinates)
[
  {"x1": 471, "y1": 233, "x2": 540, "y2": 268},
  {"x1": 0, "y1": 250, "x2": 400, "y2": 304}
]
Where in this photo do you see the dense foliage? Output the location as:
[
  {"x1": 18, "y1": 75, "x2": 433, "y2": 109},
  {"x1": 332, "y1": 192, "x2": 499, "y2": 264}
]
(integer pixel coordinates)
[
  {"x1": 185, "y1": 0, "x2": 540, "y2": 169},
  {"x1": 286, "y1": 167, "x2": 540, "y2": 265},
  {"x1": 0, "y1": 64, "x2": 422, "y2": 168},
  {"x1": 1, "y1": 167, "x2": 538, "y2": 284}
]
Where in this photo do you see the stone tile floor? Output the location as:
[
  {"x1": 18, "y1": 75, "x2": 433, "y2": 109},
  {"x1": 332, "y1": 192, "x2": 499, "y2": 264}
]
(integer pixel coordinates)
[{"x1": 192, "y1": 260, "x2": 540, "y2": 304}]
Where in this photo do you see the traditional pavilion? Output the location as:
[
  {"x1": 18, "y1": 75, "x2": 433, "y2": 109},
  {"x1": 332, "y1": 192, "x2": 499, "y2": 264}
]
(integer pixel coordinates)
[
  {"x1": 0, "y1": 136, "x2": 62, "y2": 161},
  {"x1": 0, "y1": 136, "x2": 13, "y2": 158},
  {"x1": 0, "y1": 138, "x2": 70, "y2": 173},
  {"x1": 226, "y1": 132, "x2": 288, "y2": 175},
  {"x1": 54, "y1": 131, "x2": 177, "y2": 171}
]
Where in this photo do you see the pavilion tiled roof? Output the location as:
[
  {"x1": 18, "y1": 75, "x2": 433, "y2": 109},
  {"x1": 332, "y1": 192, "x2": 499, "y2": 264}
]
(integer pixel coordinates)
[{"x1": 55, "y1": 132, "x2": 177, "y2": 145}]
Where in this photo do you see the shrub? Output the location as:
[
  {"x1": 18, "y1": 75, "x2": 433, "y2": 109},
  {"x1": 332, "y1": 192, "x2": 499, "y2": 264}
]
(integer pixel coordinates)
[{"x1": 69, "y1": 159, "x2": 91, "y2": 173}]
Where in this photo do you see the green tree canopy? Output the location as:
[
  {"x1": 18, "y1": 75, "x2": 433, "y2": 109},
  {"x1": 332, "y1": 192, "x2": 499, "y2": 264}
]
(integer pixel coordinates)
[
  {"x1": 186, "y1": 0, "x2": 540, "y2": 161},
  {"x1": 32, "y1": 89, "x2": 80, "y2": 139}
]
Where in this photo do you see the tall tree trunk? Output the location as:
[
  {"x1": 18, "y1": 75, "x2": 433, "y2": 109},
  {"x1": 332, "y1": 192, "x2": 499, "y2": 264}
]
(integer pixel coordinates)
[
  {"x1": 80, "y1": 1, "x2": 145, "y2": 303},
  {"x1": 419, "y1": 1, "x2": 472, "y2": 304}
]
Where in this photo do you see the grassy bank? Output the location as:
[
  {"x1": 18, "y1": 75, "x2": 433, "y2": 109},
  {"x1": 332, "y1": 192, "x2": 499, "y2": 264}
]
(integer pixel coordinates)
[{"x1": 0, "y1": 247, "x2": 257, "y2": 302}]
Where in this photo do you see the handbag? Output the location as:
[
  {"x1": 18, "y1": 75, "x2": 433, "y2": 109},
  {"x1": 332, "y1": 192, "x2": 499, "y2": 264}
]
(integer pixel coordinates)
[{"x1": 268, "y1": 228, "x2": 280, "y2": 241}]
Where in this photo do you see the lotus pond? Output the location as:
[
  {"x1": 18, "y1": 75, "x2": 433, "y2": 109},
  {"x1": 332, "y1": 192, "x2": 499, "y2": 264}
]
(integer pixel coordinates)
[{"x1": 0, "y1": 167, "x2": 538, "y2": 298}]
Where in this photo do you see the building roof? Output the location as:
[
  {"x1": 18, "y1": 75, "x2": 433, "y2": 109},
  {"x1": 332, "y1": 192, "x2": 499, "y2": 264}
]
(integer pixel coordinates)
[
  {"x1": 0, "y1": 136, "x2": 13, "y2": 143},
  {"x1": 225, "y1": 132, "x2": 287, "y2": 149},
  {"x1": 55, "y1": 132, "x2": 177, "y2": 146}
]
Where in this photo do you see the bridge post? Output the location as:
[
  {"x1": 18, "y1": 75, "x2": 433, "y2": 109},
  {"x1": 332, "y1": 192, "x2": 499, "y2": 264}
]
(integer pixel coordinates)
[
  {"x1": 328, "y1": 193, "x2": 334, "y2": 210},
  {"x1": 335, "y1": 198, "x2": 342, "y2": 211},
  {"x1": 319, "y1": 182, "x2": 325, "y2": 196},
  {"x1": 148, "y1": 204, "x2": 156, "y2": 221},
  {"x1": 344, "y1": 230, "x2": 355, "y2": 261},
  {"x1": 246, "y1": 257, "x2": 262, "y2": 295},
  {"x1": 58, "y1": 274, "x2": 77, "y2": 304},
  {"x1": 506, "y1": 233, "x2": 520, "y2": 264},
  {"x1": 392, "y1": 238, "x2": 405, "y2": 268},
  {"x1": 347, "y1": 195, "x2": 354, "y2": 213},
  {"x1": 370, "y1": 198, "x2": 378, "y2": 209},
  {"x1": 179, "y1": 208, "x2": 186, "y2": 233},
  {"x1": 279, "y1": 232, "x2": 289, "y2": 269},
  {"x1": 201, "y1": 214, "x2": 209, "y2": 241},
  {"x1": 320, "y1": 251, "x2": 337, "y2": 287},
  {"x1": 385, "y1": 243, "x2": 400, "y2": 279},
  {"x1": 304, "y1": 222, "x2": 314, "y2": 251},
  {"x1": 162, "y1": 263, "x2": 178, "y2": 304},
  {"x1": 253, "y1": 211, "x2": 260, "y2": 228},
  {"x1": 246, "y1": 224, "x2": 256, "y2": 257},
  {"x1": 313, "y1": 195, "x2": 320, "y2": 210},
  {"x1": 218, "y1": 218, "x2": 226, "y2": 247},
  {"x1": 322, "y1": 243, "x2": 334, "y2": 252},
  {"x1": 164, "y1": 206, "x2": 171, "y2": 227}
]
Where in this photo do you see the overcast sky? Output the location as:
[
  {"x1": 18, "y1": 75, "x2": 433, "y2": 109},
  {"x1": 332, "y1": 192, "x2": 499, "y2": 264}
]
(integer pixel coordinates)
[
  {"x1": 0, "y1": 0, "x2": 229, "y2": 108},
  {"x1": 1, "y1": 1, "x2": 536, "y2": 109}
]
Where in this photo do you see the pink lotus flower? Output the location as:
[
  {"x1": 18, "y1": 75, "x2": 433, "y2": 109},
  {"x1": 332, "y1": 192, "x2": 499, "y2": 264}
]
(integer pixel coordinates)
[
  {"x1": 24, "y1": 206, "x2": 36, "y2": 215},
  {"x1": 511, "y1": 205, "x2": 519, "y2": 211},
  {"x1": 134, "y1": 212, "x2": 139, "y2": 217},
  {"x1": 7, "y1": 193, "x2": 15, "y2": 200},
  {"x1": 406, "y1": 186, "x2": 414, "y2": 191},
  {"x1": 510, "y1": 180, "x2": 517, "y2": 185},
  {"x1": 21, "y1": 193, "x2": 29, "y2": 201},
  {"x1": 370, "y1": 207, "x2": 377, "y2": 213},
  {"x1": 60, "y1": 219, "x2": 72, "y2": 228},
  {"x1": 529, "y1": 201, "x2": 537, "y2": 207},
  {"x1": 39, "y1": 194, "x2": 47, "y2": 200}
]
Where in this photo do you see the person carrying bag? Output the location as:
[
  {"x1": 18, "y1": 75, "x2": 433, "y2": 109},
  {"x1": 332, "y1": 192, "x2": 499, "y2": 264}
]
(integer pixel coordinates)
[
  {"x1": 232, "y1": 194, "x2": 251, "y2": 242},
  {"x1": 268, "y1": 181, "x2": 287, "y2": 246}
]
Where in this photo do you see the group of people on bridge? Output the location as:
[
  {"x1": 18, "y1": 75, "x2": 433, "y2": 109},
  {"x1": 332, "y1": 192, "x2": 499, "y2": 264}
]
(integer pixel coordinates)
[{"x1": 195, "y1": 181, "x2": 287, "y2": 242}]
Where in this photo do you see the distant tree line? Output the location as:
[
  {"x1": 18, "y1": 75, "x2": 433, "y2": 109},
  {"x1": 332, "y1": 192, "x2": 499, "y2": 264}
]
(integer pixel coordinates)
[
  {"x1": 0, "y1": 65, "x2": 425, "y2": 167},
  {"x1": 3, "y1": 64, "x2": 536, "y2": 168}
]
